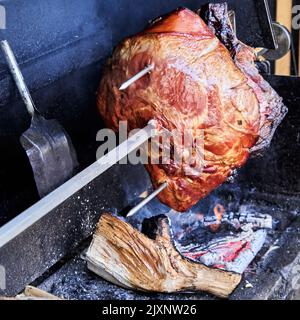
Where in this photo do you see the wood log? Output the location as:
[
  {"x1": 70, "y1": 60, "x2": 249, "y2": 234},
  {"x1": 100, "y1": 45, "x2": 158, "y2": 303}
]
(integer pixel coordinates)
[
  {"x1": 86, "y1": 214, "x2": 242, "y2": 298},
  {"x1": 0, "y1": 286, "x2": 61, "y2": 300},
  {"x1": 21, "y1": 286, "x2": 62, "y2": 300}
]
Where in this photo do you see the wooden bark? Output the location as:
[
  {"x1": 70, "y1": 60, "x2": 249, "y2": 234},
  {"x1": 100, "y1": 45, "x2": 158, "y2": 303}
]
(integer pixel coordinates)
[
  {"x1": 0, "y1": 286, "x2": 61, "y2": 300},
  {"x1": 86, "y1": 214, "x2": 242, "y2": 298}
]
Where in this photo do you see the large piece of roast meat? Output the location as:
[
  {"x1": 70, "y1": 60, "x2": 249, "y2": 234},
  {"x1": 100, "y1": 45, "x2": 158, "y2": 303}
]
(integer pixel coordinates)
[{"x1": 97, "y1": 4, "x2": 287, "y2": 212}]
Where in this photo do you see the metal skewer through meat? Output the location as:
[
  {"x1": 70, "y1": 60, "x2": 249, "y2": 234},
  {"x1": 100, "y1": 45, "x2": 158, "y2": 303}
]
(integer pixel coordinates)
[
  {"x1": 119, "y1": 64, "x2": 155, "y2": 90},
  {"x1": 127, "y1": 182, "x2": 168, "y2": 217}
]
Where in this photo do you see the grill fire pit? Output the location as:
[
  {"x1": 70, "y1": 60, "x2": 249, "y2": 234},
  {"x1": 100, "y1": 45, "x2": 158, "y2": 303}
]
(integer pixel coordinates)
[
  {"x1": 0, "y1": 0, "x2": 299, "y2": 300},
  {"x1": 35, "y1": 176, "x2": 300, "y2": 300}
]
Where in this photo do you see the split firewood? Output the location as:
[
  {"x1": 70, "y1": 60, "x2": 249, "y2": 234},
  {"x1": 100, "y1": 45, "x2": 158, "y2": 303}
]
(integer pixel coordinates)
[
  {"x1": 86, "y1": 214, "x2": 242, "y2": 298},
  {"x1": 0, "y1": 286, "x2": 62, "y2": 300},
  {"x1": 20, "y1": 286, "x2": 62, "y2": 300}
]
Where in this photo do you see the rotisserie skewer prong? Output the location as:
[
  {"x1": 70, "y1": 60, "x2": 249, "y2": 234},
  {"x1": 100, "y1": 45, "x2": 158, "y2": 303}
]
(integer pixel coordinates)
[
  {"x1": 119, "y1": 64, "x2": 154, "y2": 90},
  {"x1": 127, "y1": 182, "x2": 168, "y2": 217}
]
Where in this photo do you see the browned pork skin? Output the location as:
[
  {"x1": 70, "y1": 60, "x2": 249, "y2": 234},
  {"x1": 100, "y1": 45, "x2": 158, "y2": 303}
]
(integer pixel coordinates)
[
  {"x1": 86, "y1": 214, "x2": 242, "y2": 298},
  {"x1": 97, "y1": 6, "x2": 287, "y2": 212}
]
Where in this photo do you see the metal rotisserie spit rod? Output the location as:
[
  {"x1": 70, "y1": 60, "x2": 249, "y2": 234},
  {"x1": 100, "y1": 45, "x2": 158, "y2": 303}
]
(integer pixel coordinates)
[{"x1": 0, "y1": 121, "x2": 157, "y2": 247}]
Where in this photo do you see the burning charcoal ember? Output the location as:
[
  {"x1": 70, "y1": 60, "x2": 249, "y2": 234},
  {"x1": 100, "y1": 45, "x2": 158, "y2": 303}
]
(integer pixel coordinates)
[
  {"x1": 234, "y1": 212, "x2": 273, "y2": 230},
  {"x1": 166, "y1": 203, "x2": 270, "y2": 275},
  {"x1": 169, "y1": 202, "x2": 273, "y2": 235},
  {"x1": 201, "y1": 211, "x2": 273, "y2": 231},
  {"x1": 179, "y1": 202, "x2": 274, "y2": 232},
  {"x1": 209, "y1": 204, "x2": 225, "y2": 232},
  {"x1": 86, "y1": 214, "x2": 241, "y2": 298},
  {"x1": 179, "y1": 227, "x2": 267, "y2": 274}
]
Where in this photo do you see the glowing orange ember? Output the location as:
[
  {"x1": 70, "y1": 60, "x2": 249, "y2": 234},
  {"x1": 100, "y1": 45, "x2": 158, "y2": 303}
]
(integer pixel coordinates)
[
  {"x1": 210, "y1": 204, "x2": 225, "y2": 232},
  {"x1": 214, "y1": 204, "x2": 225, "y2": 222}
]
